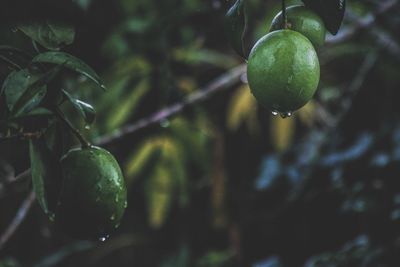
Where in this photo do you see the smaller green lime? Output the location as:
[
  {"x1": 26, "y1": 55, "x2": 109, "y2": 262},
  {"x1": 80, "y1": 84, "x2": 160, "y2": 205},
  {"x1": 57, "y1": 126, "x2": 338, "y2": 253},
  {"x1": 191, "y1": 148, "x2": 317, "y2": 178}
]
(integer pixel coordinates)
[
  {"x1": 270, "y1": 5, "x2": 326, "y2": 48},
  {"x1": 247, "y1": 29, "x2": 320, "y2": 113},
  {"x1": 55, "y1": 146, "x2": 127, "y2": 240}
]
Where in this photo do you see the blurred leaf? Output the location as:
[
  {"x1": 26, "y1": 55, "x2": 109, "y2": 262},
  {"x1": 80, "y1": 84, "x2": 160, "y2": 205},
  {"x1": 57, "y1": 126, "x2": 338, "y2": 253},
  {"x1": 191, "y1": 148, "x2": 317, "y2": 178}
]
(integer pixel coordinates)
[
  {"x1": 0, "y1": 258, "x2": 21, "y2": 267},
  {"x1": 226, "y1": 84, "x2": 258, "y2": 133},
  {"x1": 124, "y1": 138, "x2": 162, "y2": 184},
  {"x1": 18, "y1": 21, "x2": 75, "y2": 50},
  {"x1": 298, "y1": 100, "x2": 316, "y2": 127},
  {"x1": 270, "y1": 115, "x2": 295, "y2": 152},
  {"x1": 32, "y1": 241, "x2": 94, "y2": 267},
  {"x1": 32, "y1": 52, "x2": 105, "y2": 89},
  {"x1": 62, "y1": 90, "x2": 96, "y2": 125},
  {"x1": 173, "y1": 47, "x2": 238, "y2": 69},
  {"x1": 254, "y1": 155, "x2": 282, "y2": 191},
  {"x1": 105, "y1": 79, "x2": 149, "y2": 130},
  {"x1": 29, "y1": 136, "x2": 62, "y2": 219},
  {"x1": 146, "y1": 162, "x2": 174, "y2": 229},
  {"x1": 196, "y1": 250, "x2": 233, "y2": 267},
  {"x1": 73, "y1": 0, "x2": 93, "y2": 10},
  {"x1": 319, "y1": 132, "x2": 374, "y2": 167},
  {"x1": 253, "y1": 256, "x2": 283, "y2": 267},
  {"x1": 224, "y1": 0, "x2": 249, "y2": 58},
  {"x1": 169, "y1": 116, "x2": 212, "y2": 172},
  {"x1": 161, "y1": 245, "x2": 190, "y2": 267},
  {"x1": 302, "y1": 0, "x2": 345, "y2": 35}
]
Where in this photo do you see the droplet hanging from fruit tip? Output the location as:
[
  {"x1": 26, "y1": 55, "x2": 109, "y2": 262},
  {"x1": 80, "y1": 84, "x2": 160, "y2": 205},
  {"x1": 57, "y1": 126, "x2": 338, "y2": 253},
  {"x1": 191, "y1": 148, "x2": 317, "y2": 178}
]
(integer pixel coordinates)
[
  {"x1": 279, "y1": 111, "x2": 292, "y2": 119},
  {"x1": 99, "y1": 235, "x2": 109, "y2": 242}
]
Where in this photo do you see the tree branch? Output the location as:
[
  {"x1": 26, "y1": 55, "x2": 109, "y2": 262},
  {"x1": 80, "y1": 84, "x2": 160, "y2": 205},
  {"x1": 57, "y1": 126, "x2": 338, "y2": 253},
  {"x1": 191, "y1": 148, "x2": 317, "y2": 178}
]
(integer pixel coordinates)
[
  {"x1": 0, "y1": 190, "x2": 35, "y2": 251},
  {"x1": 95, "y1": 64, "x2": 247, "y2": 146}
]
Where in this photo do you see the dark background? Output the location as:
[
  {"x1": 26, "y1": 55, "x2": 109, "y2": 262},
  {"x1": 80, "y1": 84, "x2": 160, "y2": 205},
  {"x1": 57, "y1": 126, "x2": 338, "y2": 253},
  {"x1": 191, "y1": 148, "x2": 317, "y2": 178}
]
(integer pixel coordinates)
[{"x1": 1, "y1": 0, "x2": 400, "y2": 266}]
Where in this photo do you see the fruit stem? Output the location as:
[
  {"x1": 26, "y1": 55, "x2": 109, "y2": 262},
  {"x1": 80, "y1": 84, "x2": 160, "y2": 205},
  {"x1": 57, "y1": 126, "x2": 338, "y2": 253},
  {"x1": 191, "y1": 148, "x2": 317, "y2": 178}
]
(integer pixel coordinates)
[
  {"x1": 53, "y1": 106, "x2": 91, "y2": 149},
  {"x1": 281, "y1": 0, "x2": 288, "y2": 29}
]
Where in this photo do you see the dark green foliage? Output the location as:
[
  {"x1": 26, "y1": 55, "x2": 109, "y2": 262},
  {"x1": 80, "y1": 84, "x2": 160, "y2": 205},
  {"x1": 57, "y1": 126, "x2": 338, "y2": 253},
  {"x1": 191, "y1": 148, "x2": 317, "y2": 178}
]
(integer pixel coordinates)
[{"x1": 301, "y1": 0, "x2": 345, "y2": 35}]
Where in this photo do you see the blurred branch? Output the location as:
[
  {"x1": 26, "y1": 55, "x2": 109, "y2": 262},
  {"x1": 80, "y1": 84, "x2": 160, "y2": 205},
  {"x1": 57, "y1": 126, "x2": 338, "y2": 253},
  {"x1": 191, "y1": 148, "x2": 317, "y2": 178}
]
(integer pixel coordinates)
[
  {"x1": 95, "y1": 64, "x2": 247, "y2": 146},
  {"x1": 0, "y1": 190, "x2": 35, "y2": 251},
  {"x1": 326, "y1": 0, "x2": 400, "y2": 59}
]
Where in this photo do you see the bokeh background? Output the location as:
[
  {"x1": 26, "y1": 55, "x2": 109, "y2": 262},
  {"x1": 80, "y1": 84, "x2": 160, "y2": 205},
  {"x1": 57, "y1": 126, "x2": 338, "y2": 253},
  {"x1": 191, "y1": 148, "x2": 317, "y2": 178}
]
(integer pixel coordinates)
[{"x1": 1, "y1": 0, "x2": 400, "y2": 266}]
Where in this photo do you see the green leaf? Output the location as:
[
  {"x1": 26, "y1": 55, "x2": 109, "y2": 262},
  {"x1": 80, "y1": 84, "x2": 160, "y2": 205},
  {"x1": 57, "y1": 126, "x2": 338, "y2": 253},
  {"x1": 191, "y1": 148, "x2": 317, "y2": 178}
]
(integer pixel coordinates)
[
  {"x1": 11, "y1": 66, "x2": 62, "y2": 116},
  {"x1": 18, "y1": 21, "x2": 75, "y2": 50},
  {"x1": 2, "y1": 70, "x2": 31, "y2": 110},
  {"x1": 32, "y1": 52, "x2": 105, "y2": 89},
  {"x1": 2, "y1": 69, "x2": 46, "y2": 115},
  {"x1": 301, "y1": 0, "x2": 346, "y2": 35},
  {"x1": 62, "y1": 90, "x2": 96, "y2": 125},
  {"x1": 29, "y1": 136, "x2": 62, "y2": 219},
  {"x1": 224, "y1": 0, "x2": 248, "y2": 58}
]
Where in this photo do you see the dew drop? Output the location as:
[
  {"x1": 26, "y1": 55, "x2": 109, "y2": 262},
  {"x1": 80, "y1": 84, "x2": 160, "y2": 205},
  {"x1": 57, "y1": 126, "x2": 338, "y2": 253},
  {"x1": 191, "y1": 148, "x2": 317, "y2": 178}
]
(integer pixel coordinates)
[
  {"x1": 280, "y1": 111, "x2": 292, "y2": 119},
  {"x1": 11, "y1": 27, "x2": 18, "y2": 33},
  {"x1": 271, "y1": 110, "x2": 278, "y2": 116},
  {"x1": 115, "y1": 196, "x2": 119, "y2": 203},
  {"x1": 124, "y1": 201, "x2": 128, "y2": 208},
  {"x1": 85, "y1": 125, "x2": 91, "y2": 130},
  {"x1": 99, "y1": 235, "x2": 109, "y2": 242},
  {"x1": 110, "y1": 214, "x2": 115, "y2": 221},
  {"x1": 114, "y1": 223, "x2": 121, "y2": 229}
]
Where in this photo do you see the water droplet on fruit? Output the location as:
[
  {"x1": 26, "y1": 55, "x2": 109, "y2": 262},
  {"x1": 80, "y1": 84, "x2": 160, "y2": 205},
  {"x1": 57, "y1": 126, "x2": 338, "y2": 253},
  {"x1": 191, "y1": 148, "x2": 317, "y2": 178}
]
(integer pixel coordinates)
[
  {"x1": 271, "y1": 110, "x2": 278, "y2": 116},
  {"x1": 99, "y1": 235, "x2": 109, "y2": 242},
  {"x1": 280, "y1": 111, "x2": 292, "y2": 118}
]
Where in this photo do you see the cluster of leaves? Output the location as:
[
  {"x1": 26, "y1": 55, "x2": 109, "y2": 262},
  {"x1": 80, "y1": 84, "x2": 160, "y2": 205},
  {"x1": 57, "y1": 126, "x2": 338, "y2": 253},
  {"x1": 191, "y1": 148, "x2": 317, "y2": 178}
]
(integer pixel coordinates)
[{"x1": 0, "y1": 22, "x2": 102, "y2": 136}]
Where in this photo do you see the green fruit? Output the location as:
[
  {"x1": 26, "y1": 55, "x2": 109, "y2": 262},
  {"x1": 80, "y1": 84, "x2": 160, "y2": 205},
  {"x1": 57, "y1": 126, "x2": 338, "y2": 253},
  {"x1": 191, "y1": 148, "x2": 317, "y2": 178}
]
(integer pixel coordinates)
[
  {"x1": 247, "y1": 29, "x2": 320, "y2": 114},
  {"x1": 270, "y1": 5, "x2": 326, "y2": 48},
  {"x1": 55, "y1": 146, "x2": 127, "y2": 240}
]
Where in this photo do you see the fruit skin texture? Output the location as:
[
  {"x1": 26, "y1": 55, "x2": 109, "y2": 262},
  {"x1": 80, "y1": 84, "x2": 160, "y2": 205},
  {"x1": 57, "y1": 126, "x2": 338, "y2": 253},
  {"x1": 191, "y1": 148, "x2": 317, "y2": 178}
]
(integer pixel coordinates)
[
  {"x1": 270, "y1": 5, "x2": 326, "y2": 48},
  {"x1": 55, "y1": 146, "x2": 127, "y2": 240},
  {"x1": 247, "y1": 29, "x2": 320, "y2": 113}
]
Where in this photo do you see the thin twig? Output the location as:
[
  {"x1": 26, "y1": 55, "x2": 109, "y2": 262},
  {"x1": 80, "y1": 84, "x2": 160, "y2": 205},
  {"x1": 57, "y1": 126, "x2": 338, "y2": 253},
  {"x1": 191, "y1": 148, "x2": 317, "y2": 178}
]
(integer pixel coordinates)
[
  {"x1": 0, "y1": 131, "x2": 44, "y2": 142},
  {"x1": 95, "y1": 64, "x2": 247, "y2": 146},
  {"x1": 0, "y1": 190, "x2": 35, "y2": 251}
]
